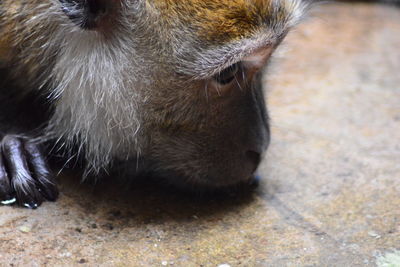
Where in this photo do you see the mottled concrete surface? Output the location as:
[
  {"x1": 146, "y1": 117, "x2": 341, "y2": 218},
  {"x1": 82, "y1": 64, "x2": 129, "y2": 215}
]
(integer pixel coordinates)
[{"x1": 1, "y1": 3, "x2": 399, "y2": 266}]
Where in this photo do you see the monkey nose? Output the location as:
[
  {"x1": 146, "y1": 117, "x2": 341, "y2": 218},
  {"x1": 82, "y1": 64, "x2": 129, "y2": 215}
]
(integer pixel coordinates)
[
  {"x1": 246, "y1": 150, "x2": 261, "y2": 170},
  {"x1": 241, "y1": 150, "x2": 261, "y2": 181}
]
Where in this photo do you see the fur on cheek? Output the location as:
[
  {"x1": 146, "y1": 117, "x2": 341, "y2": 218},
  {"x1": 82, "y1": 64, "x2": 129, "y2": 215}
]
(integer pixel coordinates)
[{"x1": 46, "y1": 29, "x2": 145, "y2": 174}]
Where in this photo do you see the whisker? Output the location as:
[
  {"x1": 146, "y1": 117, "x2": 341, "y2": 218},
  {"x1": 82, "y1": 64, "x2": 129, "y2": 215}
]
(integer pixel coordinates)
[
  {"x1": 215, "y1": 84, "x2": 221, "y2": 96},
  {"x1": 204, "y1": 80, "x2": 210, "y2": 102},
  {"x1": 235, "y1": 75, "x2": 243, "y2": 92}
]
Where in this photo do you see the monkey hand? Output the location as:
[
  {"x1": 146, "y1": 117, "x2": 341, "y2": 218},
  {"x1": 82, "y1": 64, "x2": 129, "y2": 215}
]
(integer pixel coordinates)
[{"x1": 0, "y1": 135, "x2": 58, "y2": 209}]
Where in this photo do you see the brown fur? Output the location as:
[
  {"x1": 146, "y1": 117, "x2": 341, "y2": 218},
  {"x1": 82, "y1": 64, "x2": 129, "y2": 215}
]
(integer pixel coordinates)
[{"x1": 150, "y1": 0, "x2": 294, "y2": 43}]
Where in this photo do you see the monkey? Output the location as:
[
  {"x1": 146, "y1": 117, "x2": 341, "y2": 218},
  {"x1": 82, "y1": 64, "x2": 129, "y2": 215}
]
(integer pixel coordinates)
[{"x1": 0, "y1": 0, "x2": 305, "y2": 208}]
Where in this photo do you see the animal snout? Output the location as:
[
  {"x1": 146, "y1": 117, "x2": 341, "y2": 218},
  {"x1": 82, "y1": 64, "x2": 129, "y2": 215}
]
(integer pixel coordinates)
[
  {"x1": 240, "y1": 149, "x2": 262, "y2": 182},
  {"x1": 218, "y1": 148, "x2": 263, "y2": 187},
  {"x1": 246, "y1": 150, "x2": 261, "y2": 172}
]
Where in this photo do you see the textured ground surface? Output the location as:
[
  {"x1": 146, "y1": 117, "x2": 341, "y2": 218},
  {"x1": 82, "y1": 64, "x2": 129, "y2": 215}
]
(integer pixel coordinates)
[{"x1": 1, "y1": 3, "x2": 399, "y2": 266}]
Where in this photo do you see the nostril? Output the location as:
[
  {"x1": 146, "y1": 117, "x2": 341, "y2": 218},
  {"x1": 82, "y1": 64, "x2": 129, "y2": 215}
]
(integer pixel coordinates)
[{"x1": 245, "y1": 150, "x2": 261, "y2": 173}]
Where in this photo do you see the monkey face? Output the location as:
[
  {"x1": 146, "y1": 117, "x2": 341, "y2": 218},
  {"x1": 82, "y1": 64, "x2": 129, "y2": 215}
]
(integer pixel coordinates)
[
  {"x1": 127, "y1": 1, "x2": 303, "y2": 188},
  {"x1": 45, "y1": 0, "x2": 305, "y2": 187},
  {"x1": 132, "y1": 46, "x2": 279, "y2": 188},
  {"x1": 143, "y1": 59, "x2": 271, "y2": 188}
]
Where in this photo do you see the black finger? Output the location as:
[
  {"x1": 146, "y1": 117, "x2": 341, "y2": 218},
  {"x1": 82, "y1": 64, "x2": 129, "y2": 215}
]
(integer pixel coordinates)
[
  {"x1": 2, "y1": 136, "x2": 43, "y2": 208},
  {"x1": 0, "y1": 152, "x2": 15, "y2": 205},
  {"x1": 24, "y1": 141, "x2": 59, "y2": 201}
]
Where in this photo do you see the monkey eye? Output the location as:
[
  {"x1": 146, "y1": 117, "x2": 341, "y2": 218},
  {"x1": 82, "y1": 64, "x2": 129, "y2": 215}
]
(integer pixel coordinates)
[{"x1": 213, "y1": 62, "x2": 241, "y2": 85}]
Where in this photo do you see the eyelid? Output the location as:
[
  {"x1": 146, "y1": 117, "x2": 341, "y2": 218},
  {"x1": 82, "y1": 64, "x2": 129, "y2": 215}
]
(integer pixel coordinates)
[
  {"x1": 242, "y1": 47, "x2": 273, "y2": 69},
  {"x1": 213, "y1": 62, "x2": 241, "y2": 85}
]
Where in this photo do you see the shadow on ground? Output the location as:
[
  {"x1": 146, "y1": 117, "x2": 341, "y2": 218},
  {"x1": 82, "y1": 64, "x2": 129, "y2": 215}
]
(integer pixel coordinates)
[{"x1": 58, "y1": 170, "x2": 258, "y2": 225}]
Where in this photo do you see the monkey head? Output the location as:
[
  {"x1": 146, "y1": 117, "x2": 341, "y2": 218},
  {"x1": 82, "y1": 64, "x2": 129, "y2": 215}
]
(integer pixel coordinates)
[{"x1": 39, "y1": 0, "x2": 305, "y2": 188}]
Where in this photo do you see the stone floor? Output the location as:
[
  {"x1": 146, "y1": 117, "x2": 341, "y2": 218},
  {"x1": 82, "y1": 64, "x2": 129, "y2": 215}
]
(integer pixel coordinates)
[{"x1": 1, "y1": 2, "x2": 399, "y2": 267}]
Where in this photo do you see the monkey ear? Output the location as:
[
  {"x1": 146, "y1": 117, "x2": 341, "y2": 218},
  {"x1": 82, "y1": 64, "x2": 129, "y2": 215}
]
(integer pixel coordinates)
[{"x1": 59, "y1": 0, "x2": 118, "y2": 30}]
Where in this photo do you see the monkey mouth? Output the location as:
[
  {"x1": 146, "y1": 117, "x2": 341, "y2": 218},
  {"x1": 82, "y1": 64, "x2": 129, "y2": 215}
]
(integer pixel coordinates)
[{"x1": 142, "y1": 168, "x2": 261, "y2": 195}]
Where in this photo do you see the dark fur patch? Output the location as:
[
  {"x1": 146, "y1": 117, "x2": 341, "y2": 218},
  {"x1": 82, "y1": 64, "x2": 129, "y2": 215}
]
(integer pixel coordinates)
[{"x1": 59, "y1": 0, "x2": 109, "y2": 29}]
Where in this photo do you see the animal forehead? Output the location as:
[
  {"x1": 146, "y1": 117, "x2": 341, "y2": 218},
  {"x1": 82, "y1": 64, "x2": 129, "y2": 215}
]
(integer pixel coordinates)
[{"x1": 149, "y1": 0, "x2": 295, "y2": 43}]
